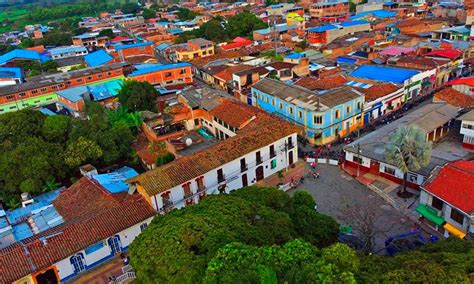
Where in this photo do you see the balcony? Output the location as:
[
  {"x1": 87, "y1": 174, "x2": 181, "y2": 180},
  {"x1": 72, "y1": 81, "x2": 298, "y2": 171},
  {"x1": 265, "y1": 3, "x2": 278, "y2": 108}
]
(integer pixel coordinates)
[
  {"x1": 287, "y1": 142, "x2": 295, "y2": 149},
  {"x1": 241, "y1": 164, "x2": 248, "y2": 172}
]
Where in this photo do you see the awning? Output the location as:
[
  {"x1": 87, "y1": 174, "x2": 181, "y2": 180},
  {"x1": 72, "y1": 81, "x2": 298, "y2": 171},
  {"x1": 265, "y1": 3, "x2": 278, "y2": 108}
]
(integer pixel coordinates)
[
  {"x1": 443, "y1": 223, "x2": 466, "y2": 239},
  {"x1": 416, "y1": 204, "x2": 445, "y2": 226}
]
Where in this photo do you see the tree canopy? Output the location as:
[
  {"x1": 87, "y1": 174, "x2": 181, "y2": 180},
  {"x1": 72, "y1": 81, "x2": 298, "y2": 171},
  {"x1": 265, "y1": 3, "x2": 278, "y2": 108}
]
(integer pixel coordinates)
[
  {"x1": 98, "y1": 29, "x2": 115, "y2": 39},
  {"x1": 0, "y1": 104, "x2": 136, "y2": 208},
  {"x1": 175, "y1": 13, "x2": 267, "y2": 43},
  {"x1": 129, "y1": 187, "x2": 339, "y2": 283},
  {"x1": 117, "y1": 80, "x2": 158, "y2": 112}
]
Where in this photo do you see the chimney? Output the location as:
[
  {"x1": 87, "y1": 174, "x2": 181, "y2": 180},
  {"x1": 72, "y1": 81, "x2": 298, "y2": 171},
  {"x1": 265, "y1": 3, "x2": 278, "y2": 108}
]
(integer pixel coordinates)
[{"x1": 79, "y1": 164, "x2": 98, "y2": 178}]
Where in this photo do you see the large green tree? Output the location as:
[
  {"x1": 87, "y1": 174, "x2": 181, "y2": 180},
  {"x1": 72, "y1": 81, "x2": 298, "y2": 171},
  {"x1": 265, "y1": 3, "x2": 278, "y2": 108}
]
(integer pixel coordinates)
[
  {"x1": 129, "y1": 187, "x2": 338, "y2": 283},
  {"x1": 117, "y1": 80, "x2": 158, "y2": 112},
  {"x1": 205, "y1": 240, "x2": 359, "y2": 283},
  {"x1": 225, "y1": 12, "x2": 268, "y2": 39},
  {"x1": 385, "y1": 125, "x2": 432, "y2": 197}
]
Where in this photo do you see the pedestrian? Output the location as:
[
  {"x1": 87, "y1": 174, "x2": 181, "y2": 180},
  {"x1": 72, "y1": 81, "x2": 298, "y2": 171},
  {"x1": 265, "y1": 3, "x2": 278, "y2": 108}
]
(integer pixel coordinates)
[
  {"x1": 312, "y1": 171, "x2": 317, "y2": 179},
  {"x1": 316, "y1": 172, "x2": 320, "y2": 179},
  {"x1": 122, "y1": 255, "x2": 129, "y2": 265}
]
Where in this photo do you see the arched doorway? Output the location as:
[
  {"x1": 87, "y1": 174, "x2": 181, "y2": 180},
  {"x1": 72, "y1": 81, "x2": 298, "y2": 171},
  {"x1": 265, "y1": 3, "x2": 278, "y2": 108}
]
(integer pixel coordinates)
[{"x1": 255, "y1": 166, "x2": 264, "y2": 181}]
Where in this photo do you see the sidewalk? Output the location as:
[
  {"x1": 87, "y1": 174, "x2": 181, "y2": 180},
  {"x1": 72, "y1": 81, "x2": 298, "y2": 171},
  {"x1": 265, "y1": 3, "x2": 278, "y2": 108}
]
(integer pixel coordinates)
[
  {"x1": 257, "y1": 161, "x2": 305, "y2": 188},
  {"x1": 68, "y1": 256, "x2": 125, "y2": 284}
]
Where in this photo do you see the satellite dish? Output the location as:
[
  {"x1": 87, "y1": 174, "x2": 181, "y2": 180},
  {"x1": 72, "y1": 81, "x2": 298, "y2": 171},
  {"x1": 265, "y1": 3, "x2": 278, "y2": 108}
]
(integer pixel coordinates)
[{"x1": 185, "y1": 138, "x2": 193, "y2": 146}]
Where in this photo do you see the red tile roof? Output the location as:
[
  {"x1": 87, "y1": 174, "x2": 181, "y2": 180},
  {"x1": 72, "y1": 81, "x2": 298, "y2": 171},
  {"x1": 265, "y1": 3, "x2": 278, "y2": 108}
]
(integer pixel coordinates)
[
  {"x1": 434, "y1": 87, "x2": 474, "y2": 108},
  {"x1": 294, "y1": 75, "x2": 347, "y2": 90},
  {"x1": 446, "y1": 77, "x2": 474, "y2": 88},
  {"x1": 210, "y1": 99, "x2": 258, "y2": 129},
  {"x1": 221, "y1": 37, "x2": 253, "y2": 51},
  {"x1": 213, "y1": 65, "x2": 254, "y2": 82},
  {"x1": 424, "y1": 160, "x2": 474, "y2": 214},
  {"x1": 127, "y1": 103, "x2": 299, "y2": 197},
  {"x1": 0, "y1": 178, "x2": 155, "y2": 283},
  {"x1": 424, "y1": 48, "x2": 463, "y2": 60},
  {"x1": 354, "y1": 83, "x2": 401, "y2": 101}
]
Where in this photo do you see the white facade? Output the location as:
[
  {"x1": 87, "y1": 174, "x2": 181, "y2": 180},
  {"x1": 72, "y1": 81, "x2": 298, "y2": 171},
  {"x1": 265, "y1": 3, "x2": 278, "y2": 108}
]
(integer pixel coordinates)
[
  {"x1": 51, "y1": 46, "x2": 88, "y2": 60},
  {"x1": 419, "y1": 190, "x2": 474, "y2": 237},
  {"x1": 54, "y1": 216, "x2": 153, "y2": 281},
  {"x1": 461, "y1": 119, "x2": 474, "y2": 145},
  {"x1": 150, "y1": 133, "x2": 298, "y2": 212},
  {"x1": 404, "y1": 68, "x2": 436, "y2": 99},
  {"x1": 364, "y1": 87, "x2": 404, "y2": 120}
]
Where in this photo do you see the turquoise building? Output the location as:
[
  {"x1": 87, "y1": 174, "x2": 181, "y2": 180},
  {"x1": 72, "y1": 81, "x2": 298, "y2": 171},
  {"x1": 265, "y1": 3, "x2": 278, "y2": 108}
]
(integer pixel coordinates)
[{"x1": 251, "y1": 78, "x2": 365, "y2": 145}]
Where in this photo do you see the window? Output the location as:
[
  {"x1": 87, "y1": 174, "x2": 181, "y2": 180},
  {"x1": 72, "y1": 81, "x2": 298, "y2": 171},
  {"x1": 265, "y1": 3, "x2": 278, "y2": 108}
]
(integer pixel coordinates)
[
  {"x1": 165, "y1": 72, "x2": 172, "y2": 77},
  {"x1": 313, "y1": 115, "x2": 323, "y2": 124},
  {"x1": 76, "y1": 78, "x2": 83, "y2": 83},
  {"x1": 271, "y1": 99, "x2": 275, "y2": 106},
  {"x1": 462, "y1": 123, "x2": 474, "y2": 130},
  {"x1": 256, "y1": 151, "x2": 262, "y2": 164},
  {"x1": 10, "y1": 106, "x2": 17, "y2": 109},
  {"x1": 52, "y1": 85, "x2": 58, "y2": 90},
  {"x1": 335, "y1": 110, "x2": 340, "y2": 119},
  {"x1": 19, "y1": 92, "x2": 26, "y2": 97},
  {"x1": 240, "y1": 158, "x2": 247, "y2": 172},
  {"x1": 383, "y1": 166, "x2": 396, "y2": 176},
  {"x1": 298, "y1": 110, "x2": 302, "y2": 119},
  {"x1": 279, "y1": 102, "x2": 283, "y2": 110},
  {"x1": 87, "y1": 76, "x2": 92, "y2": 80},
  {"x1": 85, "y1": 241, "x2": 104, "y2": 255},
  {"x1": 357, "y1": 101, "x2": 362, "y2": 110},
  {"x1": 265, "y1": 97, "x2": 269, "y2": 103},
  {"x1": 107, "y1": 72, "x2": 112, "y2": 76},
  {"x1": 98, "y1": 74, "x2": 103, "y2": 78},
  {"x1": 31, "y1": 89, "x2": 38, "y2": 94},
  {"x1": 288, "y1": 136, "x2": 294, "y2": 149},
  {"x1": 116, "y1": 70, "x2": 121, "y2": 74},
  {"x1": 450, "y1": 208, "x2": 464, "y2": 225},
  {"x1": 271, "y1": 159, "x2": 277, "y2": 169},
  {"x1": 6, "y1": 95, "x2": 15, "y2": 100},
  {"x1": 140, "y1": 223, "x2": 148, "y2": 232},
  {"x1": 180, "y1": 69, "x2": 186, "y2": 74},
  {"x1": 431, "y1": 196, "x2": 443, "y2": 211},
  {"x1": 346, "y1": 106, "x2": 351, "y2": 113},
  {"x1": 270, "y1": 145, "x2": 276, "y2": 158},
  {"x1": 183, "y1": 183, "x2": 192, "y2": 198},
  {"x1": 217, "y1": 168, "x2": 225, "y2": 183},
  {"x1": 353, "y1": 156, "x2": 363, "y2": 164},
  {"x1": 288, "y1": 107, "x2": 293, "y2": 115}
]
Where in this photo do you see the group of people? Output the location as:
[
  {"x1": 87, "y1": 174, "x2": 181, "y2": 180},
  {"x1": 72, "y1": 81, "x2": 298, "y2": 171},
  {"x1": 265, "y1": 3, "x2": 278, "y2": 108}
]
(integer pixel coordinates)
[
  {"x1": 107, "y1": 254, "x2": 130, "y2": 284},
  {"x1": 309, "y1": 161, "x2": 320, "y2": 180}
]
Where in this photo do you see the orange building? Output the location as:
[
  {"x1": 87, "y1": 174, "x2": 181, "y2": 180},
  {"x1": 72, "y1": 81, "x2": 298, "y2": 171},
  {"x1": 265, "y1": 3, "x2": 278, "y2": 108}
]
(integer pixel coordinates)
[
  {"x1": 128, "y1": 62, "x2": 193, "y2": 87},
  {"x1": 310, "y1": 0, "x2": 349, "y2": 21},
  {"x1": 110, "y1": 42, "x2": 156, "y2": 64}
]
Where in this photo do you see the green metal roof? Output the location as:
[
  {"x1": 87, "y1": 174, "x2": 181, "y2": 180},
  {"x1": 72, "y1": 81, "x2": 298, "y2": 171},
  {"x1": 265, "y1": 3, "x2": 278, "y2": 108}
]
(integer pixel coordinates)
[{"x1": 416, "y1": 204, "x2": 445, "y2": 226}]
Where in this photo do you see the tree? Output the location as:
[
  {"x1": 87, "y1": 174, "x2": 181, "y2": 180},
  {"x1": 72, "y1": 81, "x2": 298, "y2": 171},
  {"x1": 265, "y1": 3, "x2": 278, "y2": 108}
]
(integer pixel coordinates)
[
  {"x1": 64, "y1": 137, "x2": 103, "y2": 168},
  {"x1": 142, "y1": 8, "x2": 156, "y2": 20},
  {"x1": 129, "y1": 187, "x2": 338, "y2": 283},
  {"x1": 117, "y1": 80, "x2": 158, "y2": 112},
  {"x1": 37, "y1": 31, "x2": 73, "y2": 46},
  {"x1": 384, "y1": 125, "x2": 432, "y2": 198},
  {"x1": 20, "y1": 37, "x2": 34, "y2": 48},
  {"x1": 198, "y1": 19, "x2": 227, "y2": 42},
  {"x1": 175, "y1": 7, "x2": 199, "y2": 21},
  {"x1": 121, "y1": 2, "x2": 140, "y2": 14},
  {"x1": 42, "y1": 60, "x2": 59, "y2": 73},
  {"x1": 98, "y1": 28, "x2": 115, "y2": 39},
  {"x1": 225, "y1": 12, "x2": 268, "y2": 39},
  {"x1": 156, "y1": 152, "x2": 175, "y2": 166},
  {"x1": 204, "y1": 240, "x2": 359, "y2": 283},
  {"x1": 42, "y1": 115, "x2": 72, "y2": 143}
]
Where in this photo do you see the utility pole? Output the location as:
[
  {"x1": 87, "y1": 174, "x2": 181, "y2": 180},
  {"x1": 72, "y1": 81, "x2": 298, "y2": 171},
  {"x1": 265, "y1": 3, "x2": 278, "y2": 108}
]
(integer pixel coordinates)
[{"x1": 356, "y1": 143, "x2": 361, "y2": 178}]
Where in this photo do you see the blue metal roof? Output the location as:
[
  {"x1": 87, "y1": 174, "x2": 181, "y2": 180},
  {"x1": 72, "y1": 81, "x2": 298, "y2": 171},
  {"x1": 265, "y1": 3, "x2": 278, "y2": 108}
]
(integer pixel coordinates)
[
  {"x1": 156, "y1": 42, "x2": 172, "y2": 51},
  {"x1": 0, "y1": 49, "x2": 42, "y2": 65},
  {"x1": 167, "y1": 28, "x2": 184, "y2": 35},
  {"x1": 115, "y1": 41, "x2": 154, "y2": 51},
  {"x1": 92, "y1": 166, "x2": 138, "y2": 194},
  {"x1": 56, "y1": 85, "x2": 89, "y2": 102},
  {"x1": 337, "y1": 56, "x2": 357, "y2": 64},
  {"x1": 30, "y1": 205, "x2": 64, "y2": 233},
  {"x1": 12, "y1": 223, "x2": 34, "y2": 242},
  {"x1": 339, "y1": 20, "x2": 369, "y2": 27},
  {"x1": 129, "y1": 63, "x2": 191, "y2": 77},
  {"x1": 350, "y1": 65, "x2": 419, "y2": 84},
  {"x1": 285, "y1": 52, "x2": 304, "y2": 59},
  {"x1": 307, "y1": 24, "x2": 337, "y2": 33},
  {"x1": 6, "y1": 189, "x2": 62, "y2": 225},
  {"x1": 89, "y1": 79, "x2": 123, "y2": 101},
  {"x1": 50, "y1": 46, "x2": 87, "y2": 56},
  {"x1": 350, "y1": 9, "x2": 396, "y2": 20},
  {"x1": 84, "y1": 50, "x2": 114, "y2": 67},
  {"x1": 0, "y1": 67, "x2": 22, "y2": 79},
  {"x1": 38, "y1": 108, "x2": 57, "y2": 116}
]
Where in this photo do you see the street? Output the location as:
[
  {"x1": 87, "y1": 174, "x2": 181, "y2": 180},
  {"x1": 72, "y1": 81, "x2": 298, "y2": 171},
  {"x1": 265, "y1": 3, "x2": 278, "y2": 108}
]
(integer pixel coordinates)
[{"x1": 288, "y1": 164, "x2": 414, "y2": 252}]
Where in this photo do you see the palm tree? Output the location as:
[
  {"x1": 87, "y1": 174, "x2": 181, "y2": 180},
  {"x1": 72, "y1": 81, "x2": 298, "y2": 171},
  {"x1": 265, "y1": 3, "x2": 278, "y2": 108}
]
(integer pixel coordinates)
[
  {"x1": 42, "y1": 178, "x2": 61, "y2": 193},
  {"x1": 385, "y1": 125, "x2": 432, "y2": 198}
]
